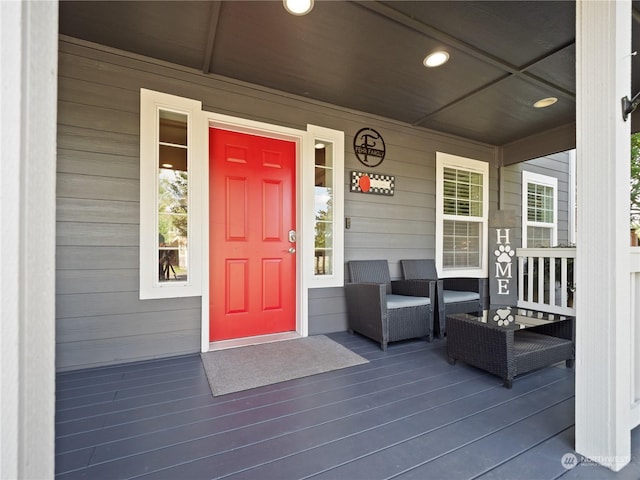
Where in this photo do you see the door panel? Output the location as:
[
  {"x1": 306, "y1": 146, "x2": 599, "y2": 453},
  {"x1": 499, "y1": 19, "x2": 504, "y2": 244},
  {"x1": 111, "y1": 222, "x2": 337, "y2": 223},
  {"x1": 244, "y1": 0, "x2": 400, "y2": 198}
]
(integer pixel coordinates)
[{"x1": 209, "y1": 128, "x2": 296, "y2": 341}]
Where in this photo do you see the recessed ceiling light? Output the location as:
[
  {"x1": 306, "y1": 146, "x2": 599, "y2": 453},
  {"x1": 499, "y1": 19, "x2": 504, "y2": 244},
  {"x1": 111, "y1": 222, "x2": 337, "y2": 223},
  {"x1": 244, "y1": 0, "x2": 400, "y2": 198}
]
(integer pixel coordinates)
[
  {"x1": 283, "y1": 0, "x2": 314, "y2": 16},
  {"x1": 534, "y1": 97, "x2": 558, "y2": 108},
  {"x1": 161, "y1": 163, "x2": 173, "y2": 168},
  {"x1": 423, "y1": 51, "x2": 450, "y2": 68},
  {"x1": 315, "y1": 143, "x2": 325, "y2": 149}
]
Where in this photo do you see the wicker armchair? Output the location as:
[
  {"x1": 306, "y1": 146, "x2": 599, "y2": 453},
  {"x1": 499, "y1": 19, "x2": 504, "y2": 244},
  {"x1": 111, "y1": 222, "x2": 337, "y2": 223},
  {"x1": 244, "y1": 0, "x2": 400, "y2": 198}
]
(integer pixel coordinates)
[
  {"x1": 400, "y1": 259, "x2": 488, "y2": 337},
  {"x1": 345, "y1": 260, "x2": 435, "y2": 351}
]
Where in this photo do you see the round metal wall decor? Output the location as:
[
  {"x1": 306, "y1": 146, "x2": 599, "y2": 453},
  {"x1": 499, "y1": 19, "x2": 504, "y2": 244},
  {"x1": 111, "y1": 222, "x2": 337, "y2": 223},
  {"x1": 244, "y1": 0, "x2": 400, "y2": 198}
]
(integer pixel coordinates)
[{"x1": 353, "y1": 128, "x2": 386, "y2": 167}]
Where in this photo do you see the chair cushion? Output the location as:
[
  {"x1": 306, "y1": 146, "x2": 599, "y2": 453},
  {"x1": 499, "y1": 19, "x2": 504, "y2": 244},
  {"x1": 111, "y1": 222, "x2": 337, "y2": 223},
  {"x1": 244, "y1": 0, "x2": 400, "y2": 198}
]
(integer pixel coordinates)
[
  {"x1": 442, "y1": 290, "x2": 479, "y2": 303},
  {"x1": 386, "y1": 294, "x2": 431, "y2": 309}
]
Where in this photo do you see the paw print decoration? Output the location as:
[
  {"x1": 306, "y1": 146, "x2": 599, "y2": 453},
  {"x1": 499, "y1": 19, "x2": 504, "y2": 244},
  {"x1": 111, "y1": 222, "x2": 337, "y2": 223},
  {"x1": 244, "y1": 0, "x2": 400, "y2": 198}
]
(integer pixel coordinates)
[
  {"x1": 493, "y1": 307, "x2": 514, "y2": 326},
  {"x1": 494, "y1": 244, "x2": 515, "y2": 263}
]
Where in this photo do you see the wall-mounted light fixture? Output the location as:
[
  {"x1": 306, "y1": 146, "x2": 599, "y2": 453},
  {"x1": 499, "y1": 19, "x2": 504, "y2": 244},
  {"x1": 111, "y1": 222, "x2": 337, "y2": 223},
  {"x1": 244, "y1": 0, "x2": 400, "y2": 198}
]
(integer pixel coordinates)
[
  {"x1": 283, "y1": 0, "x2": 314, "y2": 16},
  {"x1": 622, "y1": 92, "x2": 640, "y2": 121}
]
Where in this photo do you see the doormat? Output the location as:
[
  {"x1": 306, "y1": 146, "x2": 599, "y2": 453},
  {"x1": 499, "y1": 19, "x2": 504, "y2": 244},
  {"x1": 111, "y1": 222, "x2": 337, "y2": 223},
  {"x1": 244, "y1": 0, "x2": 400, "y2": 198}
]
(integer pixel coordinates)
[{"x1": 200, "y1": 335, "x2": 369, "y2": 396}]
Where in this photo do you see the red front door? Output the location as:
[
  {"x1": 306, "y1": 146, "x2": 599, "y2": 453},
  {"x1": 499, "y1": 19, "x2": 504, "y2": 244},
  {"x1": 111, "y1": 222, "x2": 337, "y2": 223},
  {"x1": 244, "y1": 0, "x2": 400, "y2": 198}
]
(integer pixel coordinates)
[{"x1": 209, "y1": 128, "x2": 297, "y2": 341}]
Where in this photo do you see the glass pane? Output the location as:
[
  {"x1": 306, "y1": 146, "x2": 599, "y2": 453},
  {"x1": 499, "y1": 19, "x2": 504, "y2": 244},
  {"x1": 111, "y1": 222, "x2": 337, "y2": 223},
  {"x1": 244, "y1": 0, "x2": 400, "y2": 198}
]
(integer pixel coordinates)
[
  {"x1": 158, "y1": 213, "x2": 188, "y2": 281},
  {"x1": 315, "y1": 221, "x2": 333, "y2": 239},
  {"x1": 443, "y1": 167, "x2": 456, "y2": 182},
  {"x1": 469, "y1": 172, "x2": 483, "y2": 186},
  {"x1": 314, "y1": 141, "x2": 334, "y2": 276},
  {"x1": 457, "y1": 200, "x2": 470, "y2": 216},
  {"x1": 470, "y1": 185, "x2": 482, "y2": 201},
  {"x1": 442, "y1": 219, "x2": 482, "y2": 269},
  {"x1": 315, "y1": 142, "x2": 333, "y2": 168},
  {"x1": 443, "y1": 252, "x2": 455, "y2": 267},
  {"x1": 527, "y1": 182, "x2": 554, "y2": 224},
  {"x1": 314, "y1": 221, "x2": 333, "y2": 275},
  {"x1": 442, "y1": 166, "x2": 483, "y2": 218},
  {"x1": 527, "y1": 226, "x2": 552, "y2": 247},
  {"x1": 469, "y1": 200, "x2": 482, "y2": 217},
  {"x1": 159, "y1": 145, "x2": 187, "y2": 171},
  {"x1": 315, "y1": 248, "x2": 333, "y2": 275},
  {"x1": 159, "y1": 110, "x2": 187, "y2": 145},
  {"x1": 443, "y1": 220, "x2": 455, "y2": 236},
  {"x1": 315, "y1": 166, "x2": 333, "y2": 189},
  {"x1": 315, "y1": 186, "x2": 333, "y2": 221},
  {"x1": 158, "y1": 165, "x2": 188, "y2": 282},
  {"x1": 315, "y1": 166, "x2": 326, "y2": 187},
  {"x1": 443, "y1": 198, "x2": 456, "y2": 215},
  {"x1": 457, "y1": 170, "x2": 470, "y2": 184}
]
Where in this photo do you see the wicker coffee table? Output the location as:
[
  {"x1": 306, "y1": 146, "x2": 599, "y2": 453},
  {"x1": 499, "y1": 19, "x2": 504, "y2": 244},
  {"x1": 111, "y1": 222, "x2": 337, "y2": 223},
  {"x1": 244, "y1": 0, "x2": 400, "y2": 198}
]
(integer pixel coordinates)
[{"x1": 446, "y1": 307, "x2": 575, "y2": 388}]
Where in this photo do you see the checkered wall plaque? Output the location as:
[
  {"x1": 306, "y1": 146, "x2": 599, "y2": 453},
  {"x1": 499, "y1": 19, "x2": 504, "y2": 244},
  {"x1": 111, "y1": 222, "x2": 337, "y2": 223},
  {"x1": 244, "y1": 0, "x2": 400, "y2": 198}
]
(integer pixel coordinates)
[{"x1": 350, "y1": 171, "x2": 395, "y2": 196}]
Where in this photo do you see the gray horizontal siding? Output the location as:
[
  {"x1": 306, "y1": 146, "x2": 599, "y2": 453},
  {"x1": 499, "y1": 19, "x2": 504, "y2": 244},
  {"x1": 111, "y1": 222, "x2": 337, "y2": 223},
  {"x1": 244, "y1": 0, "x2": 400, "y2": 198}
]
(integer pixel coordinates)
[
  {"x1": 56, "y1": 331, "x2": 200, "y2": 372},
  {"x1": 57, "y1": 36, "x2": 500, "y2": 370},
  {"x1": 57, "y1": 198, "x2": 139, "y2": 224},
  {"x1": 56, "y1": 309, "x2": 200, "y2": 343},
  {"x1": 56, "y1": 269, "x2": 139, "y2": 294},
  {"x1": 56, "y1": 292, "x2": 199, "y2": 319},
  {"x1": 58, "y1": 125, "x2": 138, "y2": 157},
  {"x1": 57, "y1": 222, "x2": 139, "y2": 247},
  {"x1": 58, "y1": 149, "x2": 139, "y2": 179},
  {"x1": 57, "y1": 246, "x2": 138, "y2": 270},
  {"x1": 57, "y1": 173, "x2": 139, "y2": 202},
  {"x1": 307, "y1": 288, "x2": 349, "y2": 334}
]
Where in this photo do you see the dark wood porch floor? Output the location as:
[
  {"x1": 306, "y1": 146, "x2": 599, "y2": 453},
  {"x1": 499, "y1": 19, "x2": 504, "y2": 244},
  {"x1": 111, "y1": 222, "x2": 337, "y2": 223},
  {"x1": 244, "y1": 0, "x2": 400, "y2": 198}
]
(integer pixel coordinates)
[{"x1": 55, "y1": 332, "x2": 639, "y2": 480}]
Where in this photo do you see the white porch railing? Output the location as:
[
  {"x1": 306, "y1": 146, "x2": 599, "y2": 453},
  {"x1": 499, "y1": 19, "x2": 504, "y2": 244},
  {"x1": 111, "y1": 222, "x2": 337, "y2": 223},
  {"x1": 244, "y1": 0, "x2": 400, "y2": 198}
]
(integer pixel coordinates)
[
  {"x1": 516, "y1": 247, "x2": 576, "y2": 316},
  {"x1": 630, "y1": 248, "x2": 640, "y2": 429},
  {"x1": 516, "y1": 247, "x2": 640, "y2": 429}
]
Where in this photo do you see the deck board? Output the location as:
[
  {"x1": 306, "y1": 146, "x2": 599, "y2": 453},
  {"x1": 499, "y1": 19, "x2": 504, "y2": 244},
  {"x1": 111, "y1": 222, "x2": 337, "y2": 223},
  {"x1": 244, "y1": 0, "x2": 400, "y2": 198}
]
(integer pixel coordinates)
[
  {"x1": 54, "y1": 332, "x2": 639, "y2": 479},
  {"x1": 236, "y1": 372, "x2": 573, "y2": 480},
  {"x1": 476, "y1": 427, "x2": 575, "y2": 480}
]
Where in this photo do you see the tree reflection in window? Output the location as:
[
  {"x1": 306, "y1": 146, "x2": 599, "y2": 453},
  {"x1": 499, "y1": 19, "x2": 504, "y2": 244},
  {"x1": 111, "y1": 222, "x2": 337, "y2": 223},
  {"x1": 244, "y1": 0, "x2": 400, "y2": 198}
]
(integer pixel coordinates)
[
  {"x1": 315, "y1": 191, "x2": 333, "y2": 275},
  {"x1": 158, "y1": 169, "x2": 188, "y2": 281}
]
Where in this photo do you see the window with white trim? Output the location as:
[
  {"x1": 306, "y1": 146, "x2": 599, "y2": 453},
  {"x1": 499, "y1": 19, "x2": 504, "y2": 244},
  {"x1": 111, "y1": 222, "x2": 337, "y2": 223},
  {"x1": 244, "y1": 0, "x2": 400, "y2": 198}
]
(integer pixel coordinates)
[
  {"x1": 305, "y1": 125, "x2": 344, "y2": 287},
  {"x1": 522, "y1": 171, "x2": 557, "y2": 247},
  {"x1": 436, "y1": 152, "x2": 489, "y2": 278},
  {"x1": 139, "y1": 89, "x2": 203, "y2": 299}
]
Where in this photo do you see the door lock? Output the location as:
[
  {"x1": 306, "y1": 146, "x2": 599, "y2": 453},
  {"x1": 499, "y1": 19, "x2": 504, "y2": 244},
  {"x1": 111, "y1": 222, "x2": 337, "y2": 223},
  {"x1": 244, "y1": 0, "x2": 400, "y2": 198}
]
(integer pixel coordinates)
[
  {"x1": 288, "y1": 247, "x2": 296, "y2": 254},
  {"x1": 288, "y1": 230, "x2": 296, "y2": 243}
]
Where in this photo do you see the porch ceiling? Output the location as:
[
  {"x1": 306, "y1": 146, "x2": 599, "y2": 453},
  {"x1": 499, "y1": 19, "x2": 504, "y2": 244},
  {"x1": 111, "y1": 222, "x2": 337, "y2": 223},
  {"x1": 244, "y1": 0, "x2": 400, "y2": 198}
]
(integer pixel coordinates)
[{"x1": 59, "y1": 1, "x2": 640, "y2": 158}]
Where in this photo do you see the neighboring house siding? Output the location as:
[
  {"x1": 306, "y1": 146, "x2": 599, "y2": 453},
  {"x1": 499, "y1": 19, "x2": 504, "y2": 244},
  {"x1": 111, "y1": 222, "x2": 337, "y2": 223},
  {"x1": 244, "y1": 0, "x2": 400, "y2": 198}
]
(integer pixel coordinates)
[
  {"x1": 501, "y1": 151, "x2": 573, "y2": 248},
  {"x1": 56, "y1": 37, "x2": 496, "y2": 370}
]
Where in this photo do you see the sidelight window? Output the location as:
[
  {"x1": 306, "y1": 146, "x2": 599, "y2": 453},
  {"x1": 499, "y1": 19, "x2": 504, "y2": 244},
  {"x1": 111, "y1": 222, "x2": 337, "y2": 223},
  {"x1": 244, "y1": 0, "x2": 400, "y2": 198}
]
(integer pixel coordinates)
[
  {"x1": 140, "y1": 89, "x2": 203, "y2": 299},
  {"x1": 306, "y1": 125, "x2": 344, "y2": 287}
]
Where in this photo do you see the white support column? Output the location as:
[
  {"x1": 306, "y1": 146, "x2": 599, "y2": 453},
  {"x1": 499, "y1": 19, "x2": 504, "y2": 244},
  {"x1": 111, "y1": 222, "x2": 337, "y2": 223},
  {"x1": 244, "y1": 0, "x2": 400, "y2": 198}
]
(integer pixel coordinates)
[
  {"x1": 0, "y1": 1, "x2": 58, "y2": 478},
  {"x1": 575, "y1": 0, "x2": 632, "y2": 472}
]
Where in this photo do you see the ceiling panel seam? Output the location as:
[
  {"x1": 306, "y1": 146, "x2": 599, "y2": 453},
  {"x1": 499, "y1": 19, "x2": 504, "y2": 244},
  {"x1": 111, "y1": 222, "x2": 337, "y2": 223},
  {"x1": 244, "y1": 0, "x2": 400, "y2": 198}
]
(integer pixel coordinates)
[{"x1": 202, "y1": 1, "x2": 222, "y2": 74}]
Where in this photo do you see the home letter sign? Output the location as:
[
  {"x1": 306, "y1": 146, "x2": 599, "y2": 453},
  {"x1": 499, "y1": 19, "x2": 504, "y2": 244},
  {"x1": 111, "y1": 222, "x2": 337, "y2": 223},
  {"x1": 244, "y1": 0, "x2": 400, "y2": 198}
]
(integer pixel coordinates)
[{"x1": 489, "y1": 227, "x2": 518, "y2": 306}]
